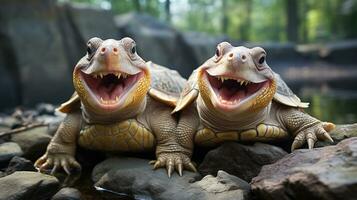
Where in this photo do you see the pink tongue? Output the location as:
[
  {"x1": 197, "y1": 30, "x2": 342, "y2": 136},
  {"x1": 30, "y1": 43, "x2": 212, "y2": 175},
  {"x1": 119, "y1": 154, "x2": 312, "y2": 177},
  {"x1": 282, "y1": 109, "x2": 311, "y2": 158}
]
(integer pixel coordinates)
[
  {"x1": 220, "y1": 88, "x2": 235, "y2": 99},
  {"x1": 97, "y1": 84, "x2": 123, "y2": 100},
  {"x1": 234, "y1": 90, "x2": 246, "y2": 100},
  {"x1": 219, "y1": 87, "x2": 245, "y2": 101},
  {"x1": 111, "y1": 84, "x2": 124, "y2": 99}
]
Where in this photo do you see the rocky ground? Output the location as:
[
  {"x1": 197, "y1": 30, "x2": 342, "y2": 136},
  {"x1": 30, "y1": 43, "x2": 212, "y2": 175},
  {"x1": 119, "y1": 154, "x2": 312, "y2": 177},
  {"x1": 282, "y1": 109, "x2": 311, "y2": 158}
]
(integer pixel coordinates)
[{"x1": 0, "y1": 104, "x2": 356, "y2": 200}]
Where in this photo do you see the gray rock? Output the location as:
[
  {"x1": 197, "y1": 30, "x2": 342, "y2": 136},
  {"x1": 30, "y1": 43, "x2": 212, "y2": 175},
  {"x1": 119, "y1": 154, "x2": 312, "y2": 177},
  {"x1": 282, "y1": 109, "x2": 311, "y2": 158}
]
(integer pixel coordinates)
[
  {"x1": 0, "y1": 142, "x2": 23, "y2": 166},
  {"x1": 316, "y1": 123, "x2": 357, "y2": 147},
  {"x1": 114, "y1": 13, "x2": 197, "y2": 78},
  {"x1": 5, "y1": 156, "x2": 36, "y2": 175},
  {"x1": 0, "y1": 171, "x2": 59, "y2": 200},
  {"x1": 36, "y1": 103, "x2": 56, "y2": 115},
  {"x1": 251, "y1": 137, "x2": 357, "y2": 200},
  {"x1": 198, "y1": 142, "x2": 288, "y2": 182},
  {"x1": 93, "y1": 157, "x2": 250, "y2": 200},
  {"x1": 56, "y1": 2, "x2": 119, "y2": 69},
  {"x1": 182, "y1": 32, "x2": 228, "y2": 65},
  {"x1": 0, "y1": 0, "x2": 73, "y2": 107},
  {"x1": 191, "y1": 170, "x2": 250, "y2": 200},
  {"x1": 0, "y1": 116, "x2": 21, "y2": 129},
  {"x1": 35, "y1": 113, "x2": 65, "y2": 136},
  {"x1": 65, "y1": 3, "x2": 118, "y2": 41},
  {"x1": 51, "y1": 187, "x2": 82, "y2": 200},
  {"x1": 11, "y1": 126, "x2": 52, "y2": 160}
]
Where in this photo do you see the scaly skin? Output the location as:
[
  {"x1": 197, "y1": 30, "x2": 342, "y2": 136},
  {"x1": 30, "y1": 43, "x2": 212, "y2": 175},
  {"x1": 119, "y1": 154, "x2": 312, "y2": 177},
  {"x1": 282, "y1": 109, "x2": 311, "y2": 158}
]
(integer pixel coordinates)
[
  {"x1": 35, "y1": 37, "x2": 195, "y2": 177},
  {"x1": 173, "y1": 42, "x2": 335, "y2": 162}
]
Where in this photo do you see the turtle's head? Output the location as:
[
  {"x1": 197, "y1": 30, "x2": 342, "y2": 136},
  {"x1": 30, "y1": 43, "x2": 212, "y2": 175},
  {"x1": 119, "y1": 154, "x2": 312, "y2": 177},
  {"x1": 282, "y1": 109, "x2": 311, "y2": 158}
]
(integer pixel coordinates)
[
  {"x1": 198, "y1": 42, "x2": 276, "y2": 116},
  {"x1": 73, "y1": 37, "x2": 150, "y2": 115}
]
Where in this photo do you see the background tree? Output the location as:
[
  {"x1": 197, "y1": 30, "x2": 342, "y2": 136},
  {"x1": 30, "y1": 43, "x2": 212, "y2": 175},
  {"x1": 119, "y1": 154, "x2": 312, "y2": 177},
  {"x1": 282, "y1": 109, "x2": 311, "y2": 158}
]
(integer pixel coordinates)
[
  {"x1": 285, "y1": 0, "x2": 299, "y2": 42},
  {"x1": 67, "y1": 0, "x2": 357, "y2": 43}
]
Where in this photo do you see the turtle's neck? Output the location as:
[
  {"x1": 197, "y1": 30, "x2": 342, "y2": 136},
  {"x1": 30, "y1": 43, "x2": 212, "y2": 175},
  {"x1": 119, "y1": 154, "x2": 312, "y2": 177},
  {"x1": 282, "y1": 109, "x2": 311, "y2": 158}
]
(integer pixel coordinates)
[
  {"x1": 81, "y1": 96, "x2": 147, "y2": 124},
  {"x1": 197, "y1": 96, "x2": 270, "y2": 131}
]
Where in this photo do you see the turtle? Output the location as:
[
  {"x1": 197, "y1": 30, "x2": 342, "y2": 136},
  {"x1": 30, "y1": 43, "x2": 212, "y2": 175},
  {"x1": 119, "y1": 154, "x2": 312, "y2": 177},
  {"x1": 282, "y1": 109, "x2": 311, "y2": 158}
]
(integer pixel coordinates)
[
  {"x1": 35, "y1": 37, "x2": 196, "y2": 177},
  {"x1": 172, "y1": 41, "x2": 335, "y2": 159}
]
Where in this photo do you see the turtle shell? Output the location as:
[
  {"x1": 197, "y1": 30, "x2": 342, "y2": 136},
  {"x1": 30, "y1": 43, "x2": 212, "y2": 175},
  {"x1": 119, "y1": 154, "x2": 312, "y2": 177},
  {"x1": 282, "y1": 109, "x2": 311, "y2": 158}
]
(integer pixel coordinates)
[
  {"x1": 56, "y1": 92, "x2": 81, "y2": 113},
  {"x1": 172, "y1": 69, "x2": 199, "y2": 113},
  {"x1": 273, "y1": 72, "x2": 309, "y2": 108},
  {"x1": 147, "y1": 61, "x2": 187, "y2": 107}
]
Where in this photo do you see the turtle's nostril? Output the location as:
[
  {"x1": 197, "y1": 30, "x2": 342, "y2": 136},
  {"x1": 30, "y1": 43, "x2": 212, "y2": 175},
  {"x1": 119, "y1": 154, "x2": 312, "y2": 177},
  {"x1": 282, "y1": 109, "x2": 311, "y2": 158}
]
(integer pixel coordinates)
[
  {"x1": 100, "y1": 47, "x2": 106, "y2": 54},
  {"x1": 241, "y1": 54, "x2": 247, "y2": 61},
  {"x1": 113, "y1": 47, "x2": 118, "y2": 55},
  {"x1": 228, "y1": 53, "x2": 234, "y2": 60}
]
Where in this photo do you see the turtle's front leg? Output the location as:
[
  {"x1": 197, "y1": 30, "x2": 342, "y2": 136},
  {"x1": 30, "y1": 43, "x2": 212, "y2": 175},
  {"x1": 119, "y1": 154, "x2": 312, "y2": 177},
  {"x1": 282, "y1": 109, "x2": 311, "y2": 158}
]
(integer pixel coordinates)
[
  {"x1": 149, "y1": 106, "x2": 198, "y2": 177},
  {"x1": 34, "y1": 111, "x2": 81, "y2": 175},
  {"x1": 277, "y1": 107, "x2": 335, "y2": 151}
]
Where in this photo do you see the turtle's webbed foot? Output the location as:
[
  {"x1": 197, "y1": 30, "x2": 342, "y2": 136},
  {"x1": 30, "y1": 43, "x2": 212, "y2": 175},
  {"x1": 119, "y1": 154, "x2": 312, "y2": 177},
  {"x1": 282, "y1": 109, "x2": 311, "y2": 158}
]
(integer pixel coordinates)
[
  {"x1": 291, "y1": 122, "x2": 335, "y2": 151},
  {"x1": 149, "y1": 153, "x2": 196, "y2": 178},
  {"x1": 34, "y1": 153, "x2": 81, "y2": 175}
]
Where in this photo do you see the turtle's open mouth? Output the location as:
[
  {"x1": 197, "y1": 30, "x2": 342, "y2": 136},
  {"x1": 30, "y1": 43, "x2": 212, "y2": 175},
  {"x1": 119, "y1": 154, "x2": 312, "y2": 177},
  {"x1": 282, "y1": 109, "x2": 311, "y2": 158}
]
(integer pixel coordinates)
[
  {"x1": 206, "y1": 72, "x2": 269, "y2": 107},
  {"x1": 80, "y1": 71, "x2": 144, "y2": 106}
]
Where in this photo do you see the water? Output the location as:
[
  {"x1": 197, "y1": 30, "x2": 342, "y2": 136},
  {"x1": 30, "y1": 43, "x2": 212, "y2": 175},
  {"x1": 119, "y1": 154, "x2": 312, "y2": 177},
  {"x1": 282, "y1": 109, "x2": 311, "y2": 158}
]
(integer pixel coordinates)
[{"x1": 303, "y1": 93, "x2": 357, "y2": 124}]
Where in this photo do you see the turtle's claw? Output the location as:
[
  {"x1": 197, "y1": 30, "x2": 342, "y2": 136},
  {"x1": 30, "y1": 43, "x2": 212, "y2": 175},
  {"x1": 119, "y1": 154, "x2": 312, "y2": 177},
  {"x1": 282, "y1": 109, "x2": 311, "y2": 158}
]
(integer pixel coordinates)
[
  {"x1": 291, "y1": 122, "x2": 335, "y2": 151},
  {"x1": 307, "y1": 138, "x2": 315, "y2": 149},
  {"x1": 150, "y1": 152, "x2": 195, "y2": 177},
  {"x1": 186, "y1": 162, "x2": 197, "y2": 173},
  {"x1": 167, "y1": 159, "x2": 174, "y2": 178},
  {"x1": 177, "y1": 163, "x2": 183, "y2": 176},
  {"x1": 35, "y1": 153, "x2": 81, "y2": 175}
]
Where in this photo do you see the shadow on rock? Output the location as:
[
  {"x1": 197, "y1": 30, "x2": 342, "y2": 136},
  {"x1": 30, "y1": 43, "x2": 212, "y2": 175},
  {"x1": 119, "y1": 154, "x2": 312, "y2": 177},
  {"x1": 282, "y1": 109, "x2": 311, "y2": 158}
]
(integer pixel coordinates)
[
  {"x1": 198, "y1": 142, "x2": 288, "y2": 182},
  {"x1": 93, "y1": 157, "x2": 250, "y2": 200}
]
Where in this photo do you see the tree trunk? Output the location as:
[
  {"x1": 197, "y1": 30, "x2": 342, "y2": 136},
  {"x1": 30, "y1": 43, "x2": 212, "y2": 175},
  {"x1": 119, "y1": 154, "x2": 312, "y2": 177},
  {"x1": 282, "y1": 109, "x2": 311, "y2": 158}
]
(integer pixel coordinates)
[
  {"x1": 133, "y1": 0, "x2": 142, "y2": 12},
  {"x1": 285, "y1": 0, "x2": 299, "y2": 42},
  {"x1": 165, "y1": 0, "x2": 171, "y2": 23},
  {"x1": 300, "y1": 0, "x2": 308, "y2": 43},
  {"x1": 222, "y1": 0, "x2": 228, "y2": 33},
  {"x1": 239, "y1": 0, "x2": 252, "y2": 41}
]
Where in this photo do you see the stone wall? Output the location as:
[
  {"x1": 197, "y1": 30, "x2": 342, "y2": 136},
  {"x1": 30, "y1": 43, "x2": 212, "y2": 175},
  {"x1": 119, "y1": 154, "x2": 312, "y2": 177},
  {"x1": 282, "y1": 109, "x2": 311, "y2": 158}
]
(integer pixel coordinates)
[{"x1": 0, "y1": 0, "x2": 119, "y2": 109}]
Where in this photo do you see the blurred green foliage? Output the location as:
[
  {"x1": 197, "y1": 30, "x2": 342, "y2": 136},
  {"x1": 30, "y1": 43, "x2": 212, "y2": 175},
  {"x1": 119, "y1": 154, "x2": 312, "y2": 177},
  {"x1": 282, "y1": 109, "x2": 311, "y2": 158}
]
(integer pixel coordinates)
[
  {"x1": 305, "y1": 94, "x2": 357, "y2": 124},
  {"x1": 64, "y1": 0, "x2": 357, "y2": 43}
]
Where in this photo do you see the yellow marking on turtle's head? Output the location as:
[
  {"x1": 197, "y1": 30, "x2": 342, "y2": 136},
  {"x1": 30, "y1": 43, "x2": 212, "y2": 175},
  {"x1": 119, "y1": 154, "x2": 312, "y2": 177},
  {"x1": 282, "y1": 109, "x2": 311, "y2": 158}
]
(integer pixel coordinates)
[
  {"x1": 196, "y1": 42, "x2": 276, "y2": 117},
  {"x1": 250, "y1": 78, "x2": 276, "y2": 112},
  {"x1": 73, "y1": 37, "x2": 151, "y2": 116}
]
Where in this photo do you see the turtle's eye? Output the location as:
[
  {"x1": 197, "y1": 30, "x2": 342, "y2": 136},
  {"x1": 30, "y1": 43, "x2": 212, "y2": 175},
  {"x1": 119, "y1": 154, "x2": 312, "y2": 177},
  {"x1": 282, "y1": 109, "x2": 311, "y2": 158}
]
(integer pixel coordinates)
[
  {"x1": 215, "y1": 47, "x2": 220, "y2": 57},
  {"x1": 131, "y1": 45, "x2": 136, "y2": 54},
  {"x1": 86, "y1": 43, "x2": 95, "y2": 60},
  {"x1": 87, "y1": 46, "x2": 92, "y2": 55},
  {"x1": 258, "y1": 56, "x2": 265, "y2": 64}
]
